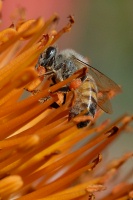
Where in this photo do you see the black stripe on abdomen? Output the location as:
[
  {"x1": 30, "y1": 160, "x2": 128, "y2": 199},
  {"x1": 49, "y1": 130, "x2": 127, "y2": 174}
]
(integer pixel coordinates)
[
  {"x1": 82, "y1": 95, "x2": 97, "y2": 117},
  {"x1": 89, "y1": 102, "x2": 97, "y2": 117}
]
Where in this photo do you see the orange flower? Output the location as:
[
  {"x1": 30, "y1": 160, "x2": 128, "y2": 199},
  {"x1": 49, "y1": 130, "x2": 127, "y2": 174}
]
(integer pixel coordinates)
[{"x1": 0, "y1": 9, "x2": 132, "y2": 200}]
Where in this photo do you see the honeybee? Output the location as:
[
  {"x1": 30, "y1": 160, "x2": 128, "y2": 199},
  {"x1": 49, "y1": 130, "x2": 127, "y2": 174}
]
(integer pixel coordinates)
[{"x1": 35, "y1": 46, "x2": 121, "y2": 128}]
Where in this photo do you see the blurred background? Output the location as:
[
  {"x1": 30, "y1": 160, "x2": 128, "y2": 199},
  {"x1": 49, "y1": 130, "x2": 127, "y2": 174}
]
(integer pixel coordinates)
[{"x1": 1, "y1": 1, "x2": 133, "y2": 159}]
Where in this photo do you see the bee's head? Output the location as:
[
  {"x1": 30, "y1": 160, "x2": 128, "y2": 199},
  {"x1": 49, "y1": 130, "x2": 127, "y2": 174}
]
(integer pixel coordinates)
[{"x1": 36, "y1": 46, "x2": 57, "y2": 71}]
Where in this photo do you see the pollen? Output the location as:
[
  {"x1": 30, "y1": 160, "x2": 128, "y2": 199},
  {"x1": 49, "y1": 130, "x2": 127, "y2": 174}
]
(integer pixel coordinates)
[{"x1": 69, "y1": 78, "x2": 82, "y2": 90}]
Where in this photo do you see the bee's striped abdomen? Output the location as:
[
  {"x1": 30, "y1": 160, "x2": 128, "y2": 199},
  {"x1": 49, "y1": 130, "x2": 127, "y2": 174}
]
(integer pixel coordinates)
[{"x1": 69, "y1": 75, "x2": 98, "y2": 128}]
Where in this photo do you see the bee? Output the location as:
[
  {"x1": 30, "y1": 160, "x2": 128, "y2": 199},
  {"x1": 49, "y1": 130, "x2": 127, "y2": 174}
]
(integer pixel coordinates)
[{"x1": 35, "y1": 46, "x2": 121, "y2": 128}]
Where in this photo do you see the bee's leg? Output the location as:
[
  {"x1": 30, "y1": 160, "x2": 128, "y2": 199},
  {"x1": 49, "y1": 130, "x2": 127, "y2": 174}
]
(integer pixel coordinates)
[
  {"x1": 39, "y1": 96, "x2": 51, "y2": 103},
  {"x1": 24, "y1": 88, "x2": 41, "y2": 95},
  {"x1": 57, "y1": 86, "x2": 70, "y2": 93},
  {"x1": 77, "y1": 120, "x2": 90, "y2": 128},
  {"x1": 50, "y1": 88, "x2": 68, "y2": 108},
  {"x1": 57, "y1": 86, "x2": 70, "y2": 105},
  {"x1": 48, "y1": 85, "x2": 70, "y2": 108},
  {"x1": 44, "y1": 93, "x2": 66, "y2": 108},
  {"x1": 39, "y1": 95, "x2": 60, "y2": 108},
  {"x1": 50, "y1": 102, "x2": 60, "y2": 108}
]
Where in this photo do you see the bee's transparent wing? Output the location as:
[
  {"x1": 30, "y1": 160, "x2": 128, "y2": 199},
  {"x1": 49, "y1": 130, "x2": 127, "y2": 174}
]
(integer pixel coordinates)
[
  {"x1": 74, "y1": 57, "x2": 122, "y2": 113},
  {"x1": 97, "y1": 93, "x2": 113, "y2": 114},
  {"x1": 75, "y1": 58, "x2": 121, "y2": 93}
]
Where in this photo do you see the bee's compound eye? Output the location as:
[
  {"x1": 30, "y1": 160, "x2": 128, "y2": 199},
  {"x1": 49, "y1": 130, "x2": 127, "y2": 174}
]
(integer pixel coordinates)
[{"x1": 46, "y1": 47, "x2": 56, "y2": 59}]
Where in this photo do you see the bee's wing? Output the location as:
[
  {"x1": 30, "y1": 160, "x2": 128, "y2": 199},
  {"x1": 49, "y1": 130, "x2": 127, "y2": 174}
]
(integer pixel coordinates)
[
  {"x1": 97, "y1": 92, "x2": 113, "y2": 114},
  {"x1": 74, "y1": 57, "x2": 122, "y2": 114},
  {"x1": 75, "y1": 57, "x2": 121, "y2": 93}
]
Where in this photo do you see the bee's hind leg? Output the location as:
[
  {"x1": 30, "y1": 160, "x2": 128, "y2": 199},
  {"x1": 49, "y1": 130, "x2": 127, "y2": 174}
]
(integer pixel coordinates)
[
  {"x1": 39, "y1": 96, "x2": 60, "y2": 108},
  {"x1": 39, "y1": 96, "x2": 51, "y2": 103},
  {"x1": 77, "y1": 120, "x2": 90, "y2": 128}
]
